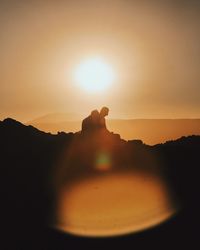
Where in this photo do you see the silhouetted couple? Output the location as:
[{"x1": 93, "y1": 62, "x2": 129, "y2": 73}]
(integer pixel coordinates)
[{"x1": 82, "y1": 107, "x2": 109, "y2": 135}]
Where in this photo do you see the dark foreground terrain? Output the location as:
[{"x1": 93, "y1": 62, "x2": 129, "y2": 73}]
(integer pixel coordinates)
[{"x1": 0, "y1": 118, "x2": 200, "y2": 249}]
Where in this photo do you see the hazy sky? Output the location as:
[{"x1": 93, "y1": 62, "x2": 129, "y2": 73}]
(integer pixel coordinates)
[{"x1": 0, "y1": 0, "x2": 200, "y2": 121}]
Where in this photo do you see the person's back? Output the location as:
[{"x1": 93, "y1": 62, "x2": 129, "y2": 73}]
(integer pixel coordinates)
[
  {"x1": 81, "y1": 110, "x2": 100, "y2": 134},
  {"x1": 82, "y1": 116, "x2": 91, "y2": 133}
]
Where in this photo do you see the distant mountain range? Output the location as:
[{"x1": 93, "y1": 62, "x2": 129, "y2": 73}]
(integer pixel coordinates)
[
  {"x1": 28, "y1": 112, "x2": 83, "y2": 123},
  {"x1": 27, "y1": 113, "x2": 200, "y2": 145}
]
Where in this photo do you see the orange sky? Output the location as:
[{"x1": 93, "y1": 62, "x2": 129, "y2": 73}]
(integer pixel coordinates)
[{"x1": 0, "y1": 0, "x2": 200, "y2": 121}]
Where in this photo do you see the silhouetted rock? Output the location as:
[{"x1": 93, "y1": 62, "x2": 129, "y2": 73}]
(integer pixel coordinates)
[
  {"x1": 128, "y1": 139, "x2": 144, "y2": 146},
  {"x1": 0, "y1": 118, "x2": 200, "y2": 249}
]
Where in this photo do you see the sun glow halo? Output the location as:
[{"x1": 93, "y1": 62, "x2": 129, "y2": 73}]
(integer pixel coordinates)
[{"x1": 74, "y1": 58, "x2": 115, "y2": 93}]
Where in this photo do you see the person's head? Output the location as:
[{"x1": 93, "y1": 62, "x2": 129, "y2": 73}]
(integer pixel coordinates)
[
  {"x1": 91, "y1": 109, "x2": 99, "y2": 120},
  {"x1": 100, "y1": 107, "x2": 109, "y2": 117}
]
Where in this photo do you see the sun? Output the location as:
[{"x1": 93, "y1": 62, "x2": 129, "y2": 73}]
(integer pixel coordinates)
[{"x1": 74, "y1": 58, "x2": 115, "y2": 93}]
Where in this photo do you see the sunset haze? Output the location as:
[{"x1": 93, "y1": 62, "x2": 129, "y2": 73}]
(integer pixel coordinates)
[{"x1": 1, "y1": 0, "x2": 200, "y2": 121}]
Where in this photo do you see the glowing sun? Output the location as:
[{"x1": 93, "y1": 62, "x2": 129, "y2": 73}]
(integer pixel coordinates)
[{"x1": 74, "y1": 58, "x2": 115, "y2": 93}]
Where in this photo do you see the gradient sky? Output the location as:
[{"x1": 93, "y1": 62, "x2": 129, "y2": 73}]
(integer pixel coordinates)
[{"x1": 0, "y1": 0, "x2": 200, "y2": 121}]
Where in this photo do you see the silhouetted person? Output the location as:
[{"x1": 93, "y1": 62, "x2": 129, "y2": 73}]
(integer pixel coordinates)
[
  {"x1": 99, "y1": 106, "x2": 109, "y2": 131},
  {"x1": 81, "y1": 109, "x2": 100, "y2": 134}
]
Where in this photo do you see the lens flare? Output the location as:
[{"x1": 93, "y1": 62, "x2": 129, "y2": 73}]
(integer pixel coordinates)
[{"x1": 95, "y1": 151, "x2": 111, "y2": 171}]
